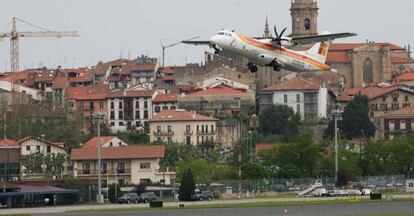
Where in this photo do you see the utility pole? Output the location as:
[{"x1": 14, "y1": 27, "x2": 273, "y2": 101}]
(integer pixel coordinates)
[
  {"x1": 332, "y1": 109, "x2": 342, "y2": 183},
  {"x1": 93, "y1": 112, "x2": 105, "y2": 204},
  {"x1": 249, "y1": 131, "x2": 253, "y2": 163}
]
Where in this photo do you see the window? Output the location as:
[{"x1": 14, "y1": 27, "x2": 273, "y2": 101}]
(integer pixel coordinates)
[
  {"x1": 119, "y1": 101, "x2": 123, "y2": 109},
  {"x1": 36, "y1": 146, "x2": 40, "y2": 152},
  {"x1": 135, "y1": 111, "x2": 140, "y2": 119},
  {"x1": 296, "y1": 94, "x2": 300, "y2": 103},
  {"x1": 135, "y1": 101, "x2": 140, "y2": 108},
  {"x1": 26, "y1": 146, "x2": 30, "y2": 151},
  {"x1": 109, "y1": 142, "x2": 113, "y2": 147},
  {"x1": 46, "y1": 146, "x2": 51, "y2": 153},
  {"x1": 144, "y1": 101, "x2": 148, "y2": 109},
  {"x1": 117, "y1": 162, "x2": 125, "y2": 173},
  {"x1": 284, "y1": 95, "x2": 288, "y2": 103},
  {"x1": 89, "y1": 101, "x2": 94, "y2": 110},
  {"x1": 171, "y1": 106, "x2": 176, "y2": 110},
  {"x1": 110, "y1": 122, "x2": 115, "y2": 126},
  {"x1": 167, "y1": 125, "x2": 172, "y2": 133},
  {"x1": 201, "y1": 125, "x2": 204, "y2": 133},
  {"x1": 157, "y1": 125, "x2": 161, "y2": 133},
  {"x1": 110, "y1": 111, "x2": 115, "y2": 120},
  {"x1": 155, "y1": 106, "x2": 161, "y2": 113},
  {"x1": 409, "y1": 182, "x2": 414, "y2": 187},
  {"x1": 304, "y1": 18, "x2": 311, "y2": 30},
  {"x1": 389, "y1": 120, "x2": 395, "y2": 132},
  {"x1": 197, "y1": 125, "x2": 199, "y2": 132},
  {"x1": 118, "y1": 179, "x2": 125, "y2": 186},
  {"x1": 119, "y1": 122, "x2": 124, "y2": 126},
  {"x1": 197, "y1": 136, "x2": 200, "y2": 145},
  {"x1": 167, "y1": 137, "x2": 173, "y2": 144},
  {"x1": 297, "y1": 104, "x2": 301, "y2": 113},
  {"x1": 110, "y1": 102, "x2": 114, "y2": 109},
  {"x1": 363, "y1": 58, "x2": 373, "y2": 83},
  {"x1": 99, "y1": 101, "x2": 104, "y2": 109},
  {"x1": 144, "y1": 111, "x2": 148, "y2": 119},
  {"x1": 140, "y1": 179, "x2": 151, "y2": 184},
  {"x1": 162, "y1": 106, "x2": 168, "y2": 110},
  {"x1": 401, "y1": 120, "x2": 406, "y2": 130},
  {"x1": 140, "y1": 163, "x2": 151, "y2": 169},
  {"x1": 118, "y1": 111, "x2": 123, "y2": 119},
  {"x1": 186, "y1": 136, "x2": 191, "y2": 145},
  {"x1": 186, "y1": 125, "x2": 191, "y2": 132},
  {"x1": 211, "y1": 125, "x2": 214, "y2": 133},
  {"x1": 82, "y1": 163, "x2": 90, "y2": 174},
  {"x1": 102, "y1": 163, "x2": 107, "y2": 174}
]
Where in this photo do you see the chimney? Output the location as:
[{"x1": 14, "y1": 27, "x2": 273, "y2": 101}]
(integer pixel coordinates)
[{"x1": 192, "y1": 110, "x2": 196, "y2": 119}]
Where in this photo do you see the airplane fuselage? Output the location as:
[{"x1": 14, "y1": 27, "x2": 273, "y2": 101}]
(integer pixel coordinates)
[{"x1": 210, "y1": 31, "x2": 331, "y2": 72}]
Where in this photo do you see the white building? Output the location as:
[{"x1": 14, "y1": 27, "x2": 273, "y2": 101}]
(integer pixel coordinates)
[
  {"x1": 406, "y1": 179, "x2": 414, "y2": 193},
  {"x1": 259, "y1": 77, "x2": 329, "y2": 120},
  {"x1": 108, "y1": 88, "x2": 157, "y2": 133},
  {"x1": 19, "y1": 136, "x2": 67, "y2": 156},
  {"x1": 153, "y1": 94, "x2": 178, "y2": 113},
  {"x1": 71, "y1": 145, "x2": 174, "y2": 185}
]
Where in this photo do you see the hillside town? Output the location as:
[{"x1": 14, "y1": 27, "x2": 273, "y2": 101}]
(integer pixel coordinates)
[{"x1": 1, "y1": 0, "x2": 414, "y2": 213}]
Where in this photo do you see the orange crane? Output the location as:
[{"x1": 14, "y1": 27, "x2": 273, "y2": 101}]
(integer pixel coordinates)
[{"x1": 0, "y1": 17, "x2": 79, "y2": 73}]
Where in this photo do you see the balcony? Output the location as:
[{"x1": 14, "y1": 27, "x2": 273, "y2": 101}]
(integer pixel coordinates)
[
  {"x1": 153, "y1": 131, "x2": 174, "y2": 136},
  {"x1": 196, "y1": 130, "x2": 216, "y2": 135},
  {"x1": 184, "y1": 130, "x2": 193, "y2": 136},
  {"x1": 76, "y1": 168, "x2": 131, "y2": 176}
]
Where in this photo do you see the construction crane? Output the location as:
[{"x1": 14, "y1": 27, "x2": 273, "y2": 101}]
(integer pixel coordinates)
[
  {"x1": 160, "y1": 36, "x2": 199, "y2": 67},
  {"x1": 0, "y1": 17, "x2": 79, "y2": 73}
]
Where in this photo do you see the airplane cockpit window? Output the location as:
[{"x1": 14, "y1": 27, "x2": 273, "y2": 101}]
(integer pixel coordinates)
[
  {"x1": 218, "y1": 32, "x2": 232, "y2": 36},
  {"x1": 218, "y1": 32, "x2": 225, "y2": 35}
]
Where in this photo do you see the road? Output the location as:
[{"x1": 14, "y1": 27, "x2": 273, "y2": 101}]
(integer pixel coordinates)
[
  {"x1": 36, "y1": 202, "x2": 414, "y2": 216},
  {"x1": 0, "y1": 194, "x2": 413, "y2": 215}
]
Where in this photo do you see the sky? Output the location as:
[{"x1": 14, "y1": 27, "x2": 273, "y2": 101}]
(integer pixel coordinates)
[{"x1": 0, "y1": 0, "x2": 413, "y2": 72}]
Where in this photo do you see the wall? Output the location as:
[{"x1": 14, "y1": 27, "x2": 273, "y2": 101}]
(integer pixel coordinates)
[{"x1": 20, "y1": 139, "x2": 67, "y2": 156}]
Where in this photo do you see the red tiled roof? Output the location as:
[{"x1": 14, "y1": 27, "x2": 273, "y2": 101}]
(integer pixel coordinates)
[
  {"x1": 153, "y1": 94, "x2": 178, "y2": 103},
  {"x1": 150, "y1": 109, "x2": 217, "y2": 122},
  {"x1": 338, "y1": 85, "x2": 410, "y2": 102},
  {"x1": 330, "y1": 43, "x2": 404, "y2": 51},
  {"x1": 68, "y1": 72, "x2": 93, "y2": 83},
  {"x1": 187, "y1": 84, "x2": 247, "y2": 96},
  {"x1": 108, "y1": 89, "x2": 155, "y2": 98},
  {"x1": 51, "y1": 76, "x2": 69, "y2": 89},
  {"x1": 326, "y1": 51, "x2": 350, "y2": 63},
  {"x1": 256, "y1": 143, "x2": 278, "y2": 152},
  {"x1": 65, "y1": 84, "x2": 109, "y2": 100},
  {"x1": 385, "y1": 106, "x2": 414, "y2": 118},
  {"x1": 177, "y1": 84, "x2": 193, "y2": 93},
  {"x1": 163, "y1": 75, "x2": 175, "y2": 81},
  {"x1": 395, "y1": 72, "x2": 414, "y2": 82},
  {"x1": 3, "y1": 183, "x2": 69, "y2": 193},
  {"x1": 391, "y1": 57, "x2": 414, "y2": 64},
  {"x1": 0, "y1": 139, "x2": 18, "y2": 146},
  {"x1": 261, "y1": 77, "x2": 320, "y2": 92},
  {"x1": 82, "y1": 136, "x2": 119, "y2": 148},
  {"x1": 71, "y1": 145, "x2": 165, "y2": 160}
]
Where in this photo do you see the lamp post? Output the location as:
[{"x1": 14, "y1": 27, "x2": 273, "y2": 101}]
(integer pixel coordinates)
[
  {"x1": 248, "y1": 131, "x2": 253, "y2": 163},
  {"x1": 332, "y1": 108, "x2": 342, "y2": 183},
  {"x1": 41, "y1": 134, "x2": 46, "y2": 178},
  {"x1": 92, "y1": 112, "x2": 105, "y2": 204}
]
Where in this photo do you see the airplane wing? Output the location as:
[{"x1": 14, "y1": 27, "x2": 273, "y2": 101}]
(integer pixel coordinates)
[
  {"x1": 182, "y1": 40, "x2": 210, "y2": 46},
  {"x1": 291, "y1": 32, "x2": 357, "y2": 45}
]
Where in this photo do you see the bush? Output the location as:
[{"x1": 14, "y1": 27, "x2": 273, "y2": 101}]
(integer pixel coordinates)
[{"x1": 213, "y1": 191, "x2": 221, "y2": 199}]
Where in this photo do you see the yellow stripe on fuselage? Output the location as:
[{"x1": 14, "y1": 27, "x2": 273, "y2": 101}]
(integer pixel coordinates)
[{"x1": 236, "y1": 33, "x2": 331, "y2": 71}]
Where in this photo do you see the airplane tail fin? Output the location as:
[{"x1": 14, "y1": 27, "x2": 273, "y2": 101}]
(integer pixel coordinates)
[{"x1": 306, "y1": 41, "x2": 331, "y2": 64}]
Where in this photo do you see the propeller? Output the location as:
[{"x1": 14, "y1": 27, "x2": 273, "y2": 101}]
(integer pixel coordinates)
[{"x1": 274, "y1": 26, "x2": 289, "y2": 45}]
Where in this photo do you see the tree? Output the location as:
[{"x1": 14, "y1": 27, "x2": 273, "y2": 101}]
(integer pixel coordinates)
[
  {"x1": 176, "y1": 159, "x2": 215, "y2": 185},
  {"x1": 259, "y1": 104, "x2": 300, "y2": 140},
  {"x1": 21, "y1": 153, "x2": 43, "y2": 174},
  {"x1": 340, "y1": 94, "x2": 376, "y2": 139},
  {"x1": 108, "y1": 183, "x2": 122, "y2": 203},
  {"x1": 178, "y1": 169, "x2": 195, "y2": 201}
]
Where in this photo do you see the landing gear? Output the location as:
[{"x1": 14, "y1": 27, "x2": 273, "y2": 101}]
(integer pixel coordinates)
[
  {"x1": 273, "y1": 64, "x2": 282, "y2": 71},
  {"x1": 247, "y1": 63, "x2": 258, "y2": 73},
  {"x1": 214, "y1": 50, "x2": 220, "y2": 55}
]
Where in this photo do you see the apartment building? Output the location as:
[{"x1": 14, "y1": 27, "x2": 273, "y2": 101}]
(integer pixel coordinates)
[{"x1": 149, "y1": 109, "x2": 218, "y2": 149}]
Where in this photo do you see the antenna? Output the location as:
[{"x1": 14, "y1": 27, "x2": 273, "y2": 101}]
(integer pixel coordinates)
[{"x1": 160, "y1": 36, "x2": 199, "y2": 67}]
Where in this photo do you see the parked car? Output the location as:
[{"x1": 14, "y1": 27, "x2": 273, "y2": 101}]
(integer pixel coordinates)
[
  {"x1": 140, "y1": 192, "x2": 157, "y2": 203},
  {"x1": 192, "y1": 190, "x2": 213, "y2": 201},
  {"x1": 118, "y1": 193, "x2": 140, "y2": 204}
]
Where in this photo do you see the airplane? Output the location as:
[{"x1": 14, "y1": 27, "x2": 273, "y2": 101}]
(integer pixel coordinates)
[{"x1": 183, "y1": 27, "x2": 356, "y2": 73}]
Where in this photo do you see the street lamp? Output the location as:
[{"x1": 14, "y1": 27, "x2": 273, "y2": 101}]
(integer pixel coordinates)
[
  {"x1": 41, "y1": 134, "x2": 46, "y2": 178},
  {"x1": 332, "y1": 108, "x2": 343, "y2": 183},
  {"x1": 92, "y1": 112, "x2": 105, "y2": 204},
  {"x1": 248, "y1": 131, "x2": 253, "y2": 163}
]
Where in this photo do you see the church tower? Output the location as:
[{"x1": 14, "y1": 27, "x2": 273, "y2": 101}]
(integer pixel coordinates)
[{"x1": 290, "y1": 0, "x2": 319, "y2": 37}]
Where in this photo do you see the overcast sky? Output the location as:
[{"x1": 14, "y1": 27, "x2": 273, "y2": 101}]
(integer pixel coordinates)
[{"x1": 0, "y1": 0, "x2": 412, "y2": 72}]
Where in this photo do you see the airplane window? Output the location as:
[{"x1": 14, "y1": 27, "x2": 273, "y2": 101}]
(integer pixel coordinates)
[{"x1": 218, "y1": 32, "x2": 225, "y2": 35}]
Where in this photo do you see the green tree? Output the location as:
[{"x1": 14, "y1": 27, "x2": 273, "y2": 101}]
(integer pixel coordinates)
[
  {"x1": 340, "y1": 94, "x2": 376, "y2": 139},
  {"x1": 259, "y1": 104, "x2": 300, "y2": 140},
  {"x1": 21, "y1": 153, "x2": 43, "y2": 174},
  {"x1": 178, "y1": 169, "x2": 195, "y2": 201},
  {"x1": 108, "y1": 183, "x2": 122, "y2": 203},
  {"x1": 176, "y1": 159, "x2": 215, "y2": 185}
]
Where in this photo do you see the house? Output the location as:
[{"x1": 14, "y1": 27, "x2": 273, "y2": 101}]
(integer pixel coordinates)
[
  {"x1": 259, "y1": 77, "x2": 329, "y2": 120},
  {"x1": 107, "y1": 88, "x2": 157, "y2": 133},
  {"x1": 71, "y1": 145, "x2": 173, "y2": 185},
  {"x1": 18, "y1": 136, "x2": 67, "y2": 156},
  {"x1": 149, "y1": 109, "x2": 218, "y2": 149},
  {"x1": 0, "y1": 139, "x2": 20, "y2": 181},
  {"x1": 383, "y1": 106, "x2": 414, "y2": 140},
  {"x1": 394, "y1": 72, "x2": 414, "y2": 87},
  {"x1": 64, "y1": 84, "x2": 110, "y2": 128},
  {"x1": 81, "y1": 136, "x2": 128, "y2": 148},
  {"x1": 178, "y1": 84, "x2": 256, "y2": 116},
  {"x1": 153, "y1": 94, "x2": 178, "y2": 114}
]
